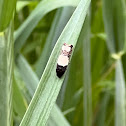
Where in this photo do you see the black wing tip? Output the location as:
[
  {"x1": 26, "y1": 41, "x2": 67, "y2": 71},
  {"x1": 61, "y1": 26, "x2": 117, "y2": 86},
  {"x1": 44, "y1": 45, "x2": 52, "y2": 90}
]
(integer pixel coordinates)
[
  {"x1": 56, "y1": 72, "x2": 64, "y2": 78},
  {"x1": 56, "y1": 65, "x2": 67, "y2": 78}
]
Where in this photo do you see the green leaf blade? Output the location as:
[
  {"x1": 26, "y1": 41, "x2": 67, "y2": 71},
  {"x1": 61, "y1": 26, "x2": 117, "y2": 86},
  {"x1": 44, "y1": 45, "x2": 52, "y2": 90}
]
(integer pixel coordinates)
[
  {"x1": 0, "y1": 0, "x2": 16, "y2": 31},
  {"x1": 102, "y1": 0, "x2": 125, "y2": 53},
  {"x1": 0, "y1": 22, "x2": 14, "y2": 126},
  {"x1": 14, "y1": 0, "x2": 80, "y2": 56},
  {"x1": 48, "y1": 105, "x2": 70, "y2": 126},
  {"x1": 83, "y1": 14, "x2": 92, "y2": 126},
  {"x1": 16, "y1": 54, "x2": 70, "y2": 126},
  {"x1": 19, "y1": 0, "x2": 91, "y2": 125},
  {"x1": 35, "y1": 7, "x2": 75, "y2": 78},
  {"x1": 115, "y1": 59, "x2": 126, "y2": 126}
]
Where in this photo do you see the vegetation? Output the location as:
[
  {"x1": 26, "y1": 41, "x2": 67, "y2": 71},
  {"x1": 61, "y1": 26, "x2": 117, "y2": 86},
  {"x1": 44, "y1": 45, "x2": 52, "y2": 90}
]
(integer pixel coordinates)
[{"x1": 0, "y1": 0, "x2": 125, "y2": 126}]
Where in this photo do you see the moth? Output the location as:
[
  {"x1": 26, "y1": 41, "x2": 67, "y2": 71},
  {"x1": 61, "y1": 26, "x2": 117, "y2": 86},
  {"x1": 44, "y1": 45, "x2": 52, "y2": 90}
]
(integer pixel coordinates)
[{"x1": 56, "y1": 43, "x2": 73, "y2": 78}]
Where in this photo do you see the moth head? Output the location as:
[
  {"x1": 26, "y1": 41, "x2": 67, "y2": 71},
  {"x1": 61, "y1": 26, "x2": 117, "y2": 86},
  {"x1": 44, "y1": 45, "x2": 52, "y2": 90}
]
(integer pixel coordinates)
[
  {"x1": 70, "y1": 45, "x2": 73, "y2": 48},
  {"x1": 62, "y1": 43, "x2": 73, "y2": 52}
]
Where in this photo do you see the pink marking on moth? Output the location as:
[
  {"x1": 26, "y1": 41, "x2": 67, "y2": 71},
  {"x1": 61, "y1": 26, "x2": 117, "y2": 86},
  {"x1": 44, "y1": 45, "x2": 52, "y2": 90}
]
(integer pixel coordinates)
[{"x1": 56, "y1": 43, "x2": 73, "y2": 78}]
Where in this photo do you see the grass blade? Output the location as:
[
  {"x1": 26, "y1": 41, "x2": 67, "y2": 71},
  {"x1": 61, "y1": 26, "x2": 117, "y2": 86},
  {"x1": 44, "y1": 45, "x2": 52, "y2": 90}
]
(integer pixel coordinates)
[
  {"x1": 102, "y1": 0, "x2": 125, "y2": 53},
  {"x1": 18, "y1": 0, "x2": 91, "y2": 125},
  {"x1": 14, "y1": 0, "x2": 80, "y2": 56},
  {"x1": 16, "y1": 56, "x2": 38, "y2": 97},
  {"x1": 97, "y1": 94, "x2": 110, "y2": 126},
  {"x1": 16, "y1": 1, "x2": 34, "y2": 12},
  {"x1": 82, "y1": 13, "x2": 92, "y2": 126},
  {"x1": 60, "y1": 31, "x2": 84, "y2": 125},
  {"x1": 48, "y1": 105, "x2": 70, "y2": 126},
  {"x1": 0, "y1": 22, "x2": 13, "y2": 126},
  {"x1": 0, "y1": 0, "x2": 16, "y2": 31},
  {"x1": 115, "y1": 59, "x2": 126, "y2": 126},
  {"x1": 13, "y1": 77, "x2": 27, "y2": 119},
  {"x1": 16, "y1": 54, "x2": 70, "y2": 126},
  {"x1": 123, "y1": 0, "x2": 126, "y2": 52},
  {"x1": 35, "y1": 7, "x2": 75, "y2": 78}
]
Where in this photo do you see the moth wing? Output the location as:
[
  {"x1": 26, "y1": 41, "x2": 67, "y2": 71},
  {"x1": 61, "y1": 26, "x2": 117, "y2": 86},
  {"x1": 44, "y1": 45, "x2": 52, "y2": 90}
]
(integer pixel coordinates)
[{"x1": 56, "y1": 65, "x2": 67, "y2": 78}]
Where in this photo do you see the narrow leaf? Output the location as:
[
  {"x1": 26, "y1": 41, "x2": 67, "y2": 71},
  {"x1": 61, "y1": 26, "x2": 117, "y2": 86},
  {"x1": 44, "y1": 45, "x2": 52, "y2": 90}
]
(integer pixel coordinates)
[
  {"x1": 115, "y1": 59, "x2": 126, "y2": 126},
  {"x1": 16, "y1": 55, "x2": 38, "y2": 97},
  {"x1": 14, "y1": 0, "x2": 80, "y2": 56},
  {"x1": 48, "y1": 105, "x2": 70, "y2": 126},
  {"x1": 82, "y1": 13, "x2": 92, "y2": 126},
  {"x1": 97, "y1": 94, "x2": 110, "y2": 126},
  {"x1": 0, "y1": 22, "x2": 13, "y2": 126},
  {"x1": 16, "y1": 55, "x2": 70, "y2": 126},
  {"x1": 123, "y1": 0, "x2": 126, "y2": 52},
  {"x1": 13, "y1": 77, "x2": 27, "y2": 119},
  {"x1": 102, "y1": 0, "x2": 125, "y2": 53},
  {"x1": 35, "y1": 7, "x2": 75, "y2": 78},
  {"x1": 16, "y1": 1, "x2": 34, "y2": 12},
  {"x1": 19, "y1": 0, "x2": 91, "y2": 125},
  {"x1": 0, "y1": 0, "x2": 16, "y2": 31}
]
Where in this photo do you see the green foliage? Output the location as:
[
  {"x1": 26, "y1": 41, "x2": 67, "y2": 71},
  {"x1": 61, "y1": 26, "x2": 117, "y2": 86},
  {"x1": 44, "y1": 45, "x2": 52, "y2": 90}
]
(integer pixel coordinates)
[
  {"x1": 0, "y1": 0, "x2": 16, "y2": 31},
  {"x1": 115, "y1": 60, "x2": 125, "y2": 126},
  {"x1": 13, "y1": 77, "x2": 27, "y2": 119},
  {"x1": 0, "y1": 21, "x2": 13, "y2": 126},
  {"x1": 35, "y1": 7, "x2": 75, "y2": 78},
  {"x1": 14, "y1": 0, "x2": 80, "y2": 56},
  {"x1": 0, "y1": 0, "x2": 126, "y2": 126},
  {"x1": 15, "y1": 54, "x2": 70, "y2": 126},
  {"x1": 17, "y1": 0, "x2": 91, "y2": 125},
  {"x1": 83, "y1": 13, "x2": 92, "y2": 126},
  {"x1": 103, "y1": 0, "x2": 125, "y2": 53}
]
